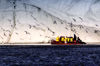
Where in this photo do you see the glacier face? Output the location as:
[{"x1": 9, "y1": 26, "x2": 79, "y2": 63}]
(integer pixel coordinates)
[
  {"x1": 0, "y1": 0, "x2": 100, "y2": 44},
  {"x1": 29, "y1": 0, "x2": 100, "y2": 28}
]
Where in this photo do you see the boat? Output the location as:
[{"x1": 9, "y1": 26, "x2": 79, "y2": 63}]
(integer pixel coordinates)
[{"x1": 51, "y1": 34, "x2": 86, "y2": 45}]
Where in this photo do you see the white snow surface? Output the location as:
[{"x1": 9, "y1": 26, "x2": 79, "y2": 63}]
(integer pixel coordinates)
[{"x1": 0, "y1": 0, "x2": 100, "y2": 44}]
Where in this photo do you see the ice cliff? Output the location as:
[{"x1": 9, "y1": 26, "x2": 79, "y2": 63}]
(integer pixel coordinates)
[{"x1": 0, "y1": 0, "x2": 100, "y2": 44}]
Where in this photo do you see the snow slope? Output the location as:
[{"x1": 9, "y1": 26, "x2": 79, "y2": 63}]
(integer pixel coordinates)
[{"x1": 0, "y1": 0, "x2": 100, "y2": 44}]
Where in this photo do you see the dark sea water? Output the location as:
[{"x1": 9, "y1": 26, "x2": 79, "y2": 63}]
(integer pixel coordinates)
[{"x1": 0, "y1": 45, "x2": 100, "y2": 66}]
